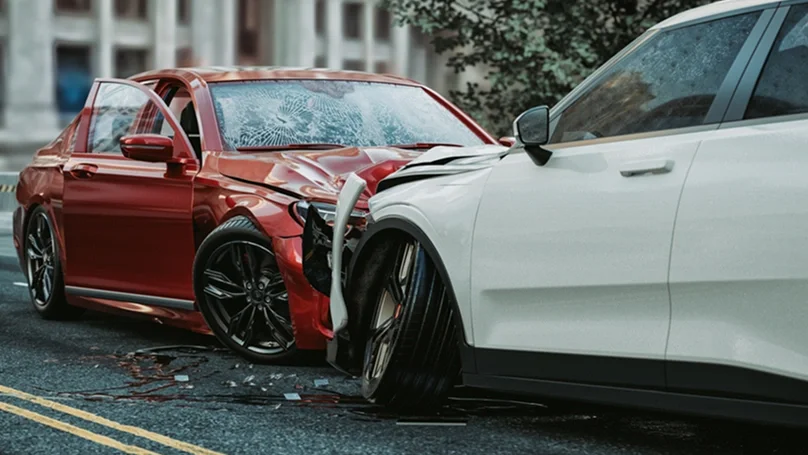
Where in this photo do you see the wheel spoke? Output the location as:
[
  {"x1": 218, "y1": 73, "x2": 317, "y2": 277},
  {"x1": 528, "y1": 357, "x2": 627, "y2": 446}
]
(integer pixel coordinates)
[
  {"x1": 261, "y1": 306, "x2": 293, "y2": 348},
  {"x1": 27, "y1": 234, "x2": 42, "y2": 256},
  {"x1": 240, "y1": 307, "x2": 258, "y2": 347},
  {"x1": 203, "y1": 269, "x2": 246, "y2": 300},
  {"x1": 42, "y1": 274, "x2": 51, "y2": 300},
  {"x1": 385, "y1": 274, "x2": 406, "y2": 306},
  {"x1": 226, "y1": 306, "x2": 251, "y2": 337},
  {"x1": 370, "y1": 314, "x2": 398, "y2": 347}
]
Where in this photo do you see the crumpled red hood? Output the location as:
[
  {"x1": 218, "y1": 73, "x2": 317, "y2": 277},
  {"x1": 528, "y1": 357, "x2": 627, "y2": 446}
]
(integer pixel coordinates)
[{"x1": 214, "y1": 146, "x2": 421, "y2": 203}]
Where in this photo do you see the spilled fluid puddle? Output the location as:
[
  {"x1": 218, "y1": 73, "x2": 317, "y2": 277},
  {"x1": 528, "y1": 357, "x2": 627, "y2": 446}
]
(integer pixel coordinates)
[{"x1": 54, "y1": 346, "x2": 572, "y2": 425}]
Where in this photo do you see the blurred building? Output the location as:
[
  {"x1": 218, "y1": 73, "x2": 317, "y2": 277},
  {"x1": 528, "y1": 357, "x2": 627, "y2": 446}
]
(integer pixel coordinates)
[{"x1": 0, "y1": 0, "x2": 477, "y2": 171}]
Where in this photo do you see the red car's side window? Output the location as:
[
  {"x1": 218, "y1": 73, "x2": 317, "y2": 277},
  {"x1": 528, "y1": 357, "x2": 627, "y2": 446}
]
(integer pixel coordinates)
[
  {"x1": 65, "y1": 115, "x2": 80, "y2": 154},
  {"x1": 87, "y1": 82, "x2": 165, "y2": 155}
]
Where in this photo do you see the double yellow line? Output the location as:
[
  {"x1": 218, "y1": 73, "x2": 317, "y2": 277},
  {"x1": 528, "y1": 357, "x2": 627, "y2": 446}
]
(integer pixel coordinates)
[{"x1": 0, "y1": 384, "x2": 225, "y2": 454}]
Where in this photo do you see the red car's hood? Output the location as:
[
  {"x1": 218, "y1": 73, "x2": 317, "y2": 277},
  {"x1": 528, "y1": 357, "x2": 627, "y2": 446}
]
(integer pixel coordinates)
[{"x1": 215, "y1": 146, "x2": 421, "y2": 202}]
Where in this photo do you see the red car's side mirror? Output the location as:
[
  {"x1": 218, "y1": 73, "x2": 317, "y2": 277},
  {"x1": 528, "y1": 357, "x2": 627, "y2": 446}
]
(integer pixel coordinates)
[
  {"x1": 498, "y1": 136, "x2": 516, "y2": 147},
  {"x1": 121, "y1": 134, "x2": 175, "y2": 163}
]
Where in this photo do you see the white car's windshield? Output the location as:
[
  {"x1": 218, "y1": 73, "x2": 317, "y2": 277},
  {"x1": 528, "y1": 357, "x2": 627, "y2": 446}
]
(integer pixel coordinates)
[{"x1": 209, "y1": 80, "x2": 486, "y2": 150}]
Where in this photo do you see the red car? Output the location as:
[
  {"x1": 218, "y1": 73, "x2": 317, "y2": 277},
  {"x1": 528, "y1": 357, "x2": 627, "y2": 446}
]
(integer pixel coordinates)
[{"x1": 12, "y1": 67, "x2": 500, "y2": 363}]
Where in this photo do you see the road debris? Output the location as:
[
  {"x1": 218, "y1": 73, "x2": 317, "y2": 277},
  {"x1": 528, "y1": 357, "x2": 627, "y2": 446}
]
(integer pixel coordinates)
[
  {"x1": 243, "y1": 375, "x2": 257, "y2": 386},
  {"x1": 284, "y1": 393, "x2": 301, "y2": 401},
  {"x1": 224, "y1": 381, "x2": 238, "y2": 388},
  {"x1": 174, "y1": 375, "x2": 190, "y2": 382},
  {"x1": 314, "y1": 379, "x2": 329, "y2": 387},
  {"x1": 269, "y1": 373, "x2": 283, "y2": 380}
]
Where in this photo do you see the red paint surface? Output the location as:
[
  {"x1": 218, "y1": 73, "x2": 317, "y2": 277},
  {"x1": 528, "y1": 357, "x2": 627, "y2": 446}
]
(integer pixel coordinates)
[{"x1": 13, "y1": 68, "x2": 495, "y2": 351}]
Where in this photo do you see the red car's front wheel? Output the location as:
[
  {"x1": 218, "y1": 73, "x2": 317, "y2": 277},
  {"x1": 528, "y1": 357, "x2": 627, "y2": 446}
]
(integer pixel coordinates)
[{"x1": 193, "y1": 216, "x2": 297, "y2": 364}]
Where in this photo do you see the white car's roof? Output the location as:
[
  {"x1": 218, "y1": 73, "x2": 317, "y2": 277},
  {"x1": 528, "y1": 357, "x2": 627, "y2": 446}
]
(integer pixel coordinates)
[{"x1": 652, "y1": 0, "x2": 780, "y2": 29}]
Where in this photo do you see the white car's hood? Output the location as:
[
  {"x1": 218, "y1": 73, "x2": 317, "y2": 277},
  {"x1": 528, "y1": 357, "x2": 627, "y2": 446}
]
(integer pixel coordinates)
[{"x1": 377, "y1": 144, "x2": 511, "y2": 192}]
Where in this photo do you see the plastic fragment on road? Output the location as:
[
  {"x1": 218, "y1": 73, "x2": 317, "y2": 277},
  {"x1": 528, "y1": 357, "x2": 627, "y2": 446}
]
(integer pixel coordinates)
[
  {"x1": 314, "y1": 379, "x2": 329, "y2": 387},
  {"x1": 396, "y1": 417, "x2": 467, "y2": 426},
  {"x1": 284, "y1": 393, "x2": 301, "y2": 401},
  {"x1": 180, "y1": 384, "x2": 194, "y2": 389},
  {"x1": 224, "y1": 380, "x2": 237, "y2": 387},
  {"x1": 243, "y1": 375, "x2": 256, "y2": 386},
  {"x1": 274, "y1": 404, "x2": 282, "y2": 410},
  {"x1": 174, "y1": 375, "x2": 189, "y2": 382},
  {"x1": 269, "y1": 373, "x2": 283, "y2": 380}
]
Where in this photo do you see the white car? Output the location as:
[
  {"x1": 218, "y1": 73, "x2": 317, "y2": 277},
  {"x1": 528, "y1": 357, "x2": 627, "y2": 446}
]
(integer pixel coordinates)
[{"x1": 302, "y1": 0, "x2": 808, "y2": 426}]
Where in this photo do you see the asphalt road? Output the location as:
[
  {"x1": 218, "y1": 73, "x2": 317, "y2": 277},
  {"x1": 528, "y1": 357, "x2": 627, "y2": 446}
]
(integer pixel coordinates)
[{"x1": 0, "y1": 233, "x2": 803, "y2": 454}]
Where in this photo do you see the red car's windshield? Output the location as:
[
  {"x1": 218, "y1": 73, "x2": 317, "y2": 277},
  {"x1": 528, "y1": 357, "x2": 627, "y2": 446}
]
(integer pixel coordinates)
[{"x1": 208, "y1": 80, "x2": 486, "y2": 151}]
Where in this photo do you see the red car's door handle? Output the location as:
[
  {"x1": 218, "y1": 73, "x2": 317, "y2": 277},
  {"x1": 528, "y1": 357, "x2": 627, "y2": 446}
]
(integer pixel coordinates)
[{"x1": 69, "y1": 163, "x2": 98, "y2": 179}]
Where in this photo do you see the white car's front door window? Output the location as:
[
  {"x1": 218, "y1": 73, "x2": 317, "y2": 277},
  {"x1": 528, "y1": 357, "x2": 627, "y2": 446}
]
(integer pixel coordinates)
[{"x1": 550, "y1": 12, "x2": 761, "y2": 145}]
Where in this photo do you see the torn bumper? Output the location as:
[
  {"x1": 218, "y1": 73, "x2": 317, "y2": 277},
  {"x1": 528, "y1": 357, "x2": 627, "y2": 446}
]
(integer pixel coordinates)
[{"x1": 302, "y1": 174, "x2": 368, "y2": 374}]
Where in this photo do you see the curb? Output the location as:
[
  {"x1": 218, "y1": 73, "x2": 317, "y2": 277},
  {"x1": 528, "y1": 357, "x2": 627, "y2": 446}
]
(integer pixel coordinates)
[{"x1": 0, "y1": 255, "x2": 21, "y2": 274}]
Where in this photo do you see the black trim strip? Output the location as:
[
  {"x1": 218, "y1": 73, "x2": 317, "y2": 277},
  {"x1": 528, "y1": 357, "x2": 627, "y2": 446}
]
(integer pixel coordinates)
[
  {"x1": 473, "y1": 347, "x2": 808, "y2": 406},
  {"x1": 704, "y1": 8, "x2": 776, "y2": 124},
  {"x1": 723, "y1": 5, "x2": 791, "y2": 121},
  {"x1": 65, "y1": 286, "x2": 196, "y2": 311},
  {"x1": 475, "y1": 348, "x2": 666, "y2": 389},
  {"x1": 463, "y1": 373, "x2": 808, "y2": 427}
]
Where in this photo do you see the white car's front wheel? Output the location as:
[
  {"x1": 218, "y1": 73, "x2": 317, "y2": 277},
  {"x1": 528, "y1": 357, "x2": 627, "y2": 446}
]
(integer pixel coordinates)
[{"x1": 357, "y1": 234, "x2": 461, "y2": 409}]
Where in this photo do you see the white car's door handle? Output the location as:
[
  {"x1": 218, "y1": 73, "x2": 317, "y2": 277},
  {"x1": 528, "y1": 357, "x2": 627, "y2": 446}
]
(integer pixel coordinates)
[{"x1": 619, "y1": 159, "x2": 674, "y2": 177}]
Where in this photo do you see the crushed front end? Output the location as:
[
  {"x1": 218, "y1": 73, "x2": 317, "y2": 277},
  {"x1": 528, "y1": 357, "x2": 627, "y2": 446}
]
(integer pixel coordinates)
[{"x1": 301, "y1": 174, "x2": 369, "y2": 375}]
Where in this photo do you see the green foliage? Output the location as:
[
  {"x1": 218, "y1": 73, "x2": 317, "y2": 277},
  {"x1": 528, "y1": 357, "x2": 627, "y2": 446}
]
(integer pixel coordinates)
[{"x1": 382, "y1": 0, "x2": 711, "y2": 135}]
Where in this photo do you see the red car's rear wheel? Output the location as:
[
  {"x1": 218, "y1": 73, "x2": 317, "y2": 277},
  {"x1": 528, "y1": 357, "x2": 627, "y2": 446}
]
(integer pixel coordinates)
[
  {"x1": 24, "y1": 206, "x2": 83, "y2": 320},
  {"x1": 193, "y1": 216, "x2": 297, "y2": 363}
]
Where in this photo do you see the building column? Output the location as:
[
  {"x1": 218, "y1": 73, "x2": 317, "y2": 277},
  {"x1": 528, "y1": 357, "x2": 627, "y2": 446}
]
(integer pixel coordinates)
[
  {"x1": 191, "y1": 0, "x2": 217, "y2": 66},
  {"x1": 4, "y1": 0, "x2": 58, "y2": 134},
  {"x1": 259, "y1": 0, "x2": 275, "y2": 65},
  {"x1": 411, "y1": 46, "x2": 427, "y2": 83},
  {"x1": 391, "y1": 22, "x2": 409, "y2": 77},
  {"x1": 152, "y1": 0, "x2": 177, "y2": 69},
  {"x1": 326, "y1": 0, "x2": 343, "y2": 69},
  {"x1": 95, "y1": 0, "x2": 114, "y2": 78},
  {"x1": 298, "y1": 0, "x2": 317, "y2": 67},
  {"x1": 272, "y1": 0, "x2": 288, "y2": 65},
  {"x1": 363, "y1": 0, "x2": 375, "y2": 72},
  {"x1": 217, "y1": 0, "x2": 237, "y2": 66}
]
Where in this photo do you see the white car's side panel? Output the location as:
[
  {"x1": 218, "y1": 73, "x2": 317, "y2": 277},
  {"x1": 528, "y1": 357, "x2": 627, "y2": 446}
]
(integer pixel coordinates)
[
  {"x1": 668, "y1": 117, "x2": 808, "y2": 381},
  {"x1": 469, "y1": 134, "x2": 707, "y2": 358},
  {"x1": 369, "y1": 169, "x2": 495, "y2": 343}
]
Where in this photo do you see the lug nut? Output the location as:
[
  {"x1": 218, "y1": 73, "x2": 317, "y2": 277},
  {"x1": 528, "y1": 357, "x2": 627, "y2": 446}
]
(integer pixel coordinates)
[
  {"x1": 258, "y1": 283, "x2": 264, "y2": 290},
  {"x1": 265, "y1": 296, "x2": 271, "y2": 303}
]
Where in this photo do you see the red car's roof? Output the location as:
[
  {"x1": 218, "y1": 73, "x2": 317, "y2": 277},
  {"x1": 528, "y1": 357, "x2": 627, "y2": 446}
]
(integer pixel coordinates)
[{"x1": 131, "y1": 66, "x2": 422, "y2": 86}]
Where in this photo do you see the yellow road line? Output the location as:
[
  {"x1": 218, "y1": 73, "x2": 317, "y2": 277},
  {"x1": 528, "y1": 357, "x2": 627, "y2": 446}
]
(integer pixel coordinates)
[
  {"x1": 0, "y1": 401, "x2": 160, "y2": 455},
  {"x1": 0, "y1": 385, "x2": 224, "y2": 455}
]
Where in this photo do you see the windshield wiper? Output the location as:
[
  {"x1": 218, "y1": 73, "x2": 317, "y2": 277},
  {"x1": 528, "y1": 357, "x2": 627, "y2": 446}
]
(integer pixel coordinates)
[
  {"x1": 238, "y1": 143, "x2": 347, "y2": 151},
  {"x1": 387, "y1": 142, "x2": 464, "y2": 150}
]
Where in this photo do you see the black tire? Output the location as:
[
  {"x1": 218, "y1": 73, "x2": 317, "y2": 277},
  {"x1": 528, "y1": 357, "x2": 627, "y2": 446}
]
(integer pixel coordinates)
[
  {"x1": 24, "y1": 206, "x2": 83, "y2": 320},
  {"x1": 354, "y1": 233, "x2": 461, "y2": 409},
  {"x1": 193, "y1": 216, "x2": 298, "y2": 364}
]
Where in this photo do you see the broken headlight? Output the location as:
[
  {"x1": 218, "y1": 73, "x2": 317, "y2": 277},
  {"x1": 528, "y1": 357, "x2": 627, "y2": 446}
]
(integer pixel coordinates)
[{"x1": 293, "y1": 201, "x2": 368, "y2": 228}]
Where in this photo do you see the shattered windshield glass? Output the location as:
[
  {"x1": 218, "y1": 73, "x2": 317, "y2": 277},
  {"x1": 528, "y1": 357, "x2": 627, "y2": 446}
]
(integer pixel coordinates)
[{"x1": 209, "y1": 80, "x2": 486, "y2": 150}]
